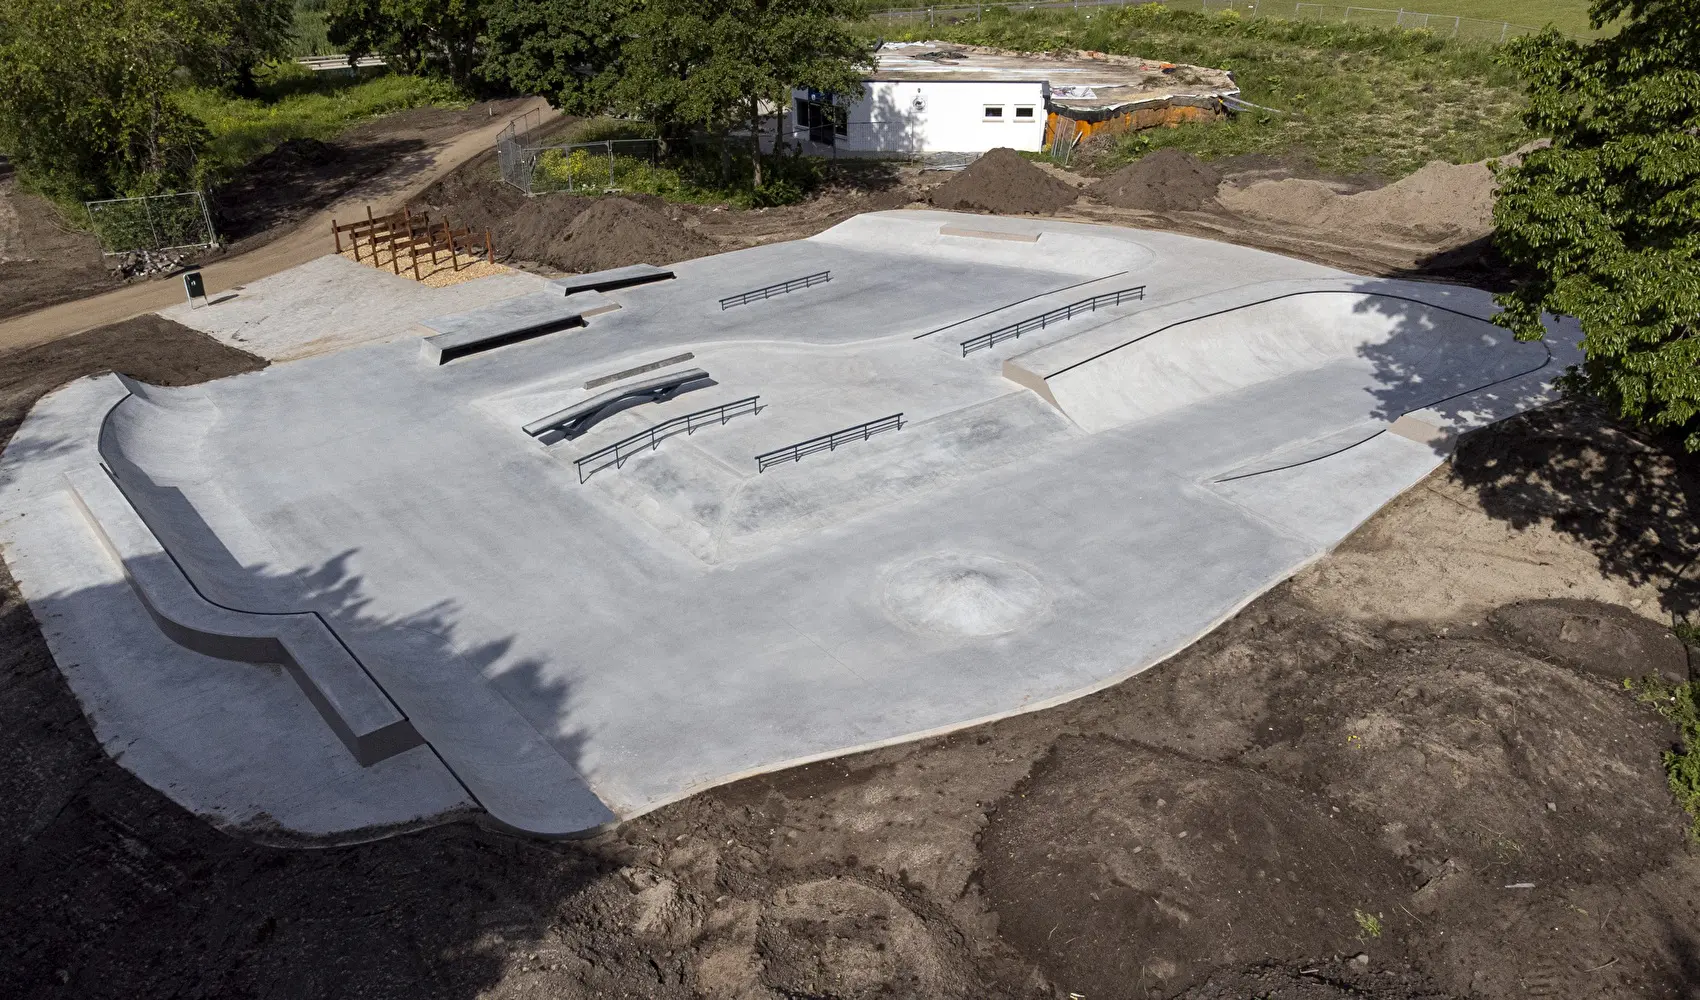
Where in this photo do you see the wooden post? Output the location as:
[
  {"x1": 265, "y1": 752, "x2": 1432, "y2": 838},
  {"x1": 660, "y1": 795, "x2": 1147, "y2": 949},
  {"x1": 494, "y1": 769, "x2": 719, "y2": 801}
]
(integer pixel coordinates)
[
  {"x1": 332, "y1": 219, "x2": 341, "y2": 254},
  {"x1": 485, "y1": 231, "x2": 493, "y2": 263},
  {"x1": 411, "y1": 242, "x2": 421, "y2": 281}
]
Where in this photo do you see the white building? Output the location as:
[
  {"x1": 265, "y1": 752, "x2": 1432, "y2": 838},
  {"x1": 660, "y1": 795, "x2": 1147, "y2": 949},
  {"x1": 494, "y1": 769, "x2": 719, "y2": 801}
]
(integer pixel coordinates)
[{"x1": 790, "y1": 42, "x2": 1239, "y2": 156}]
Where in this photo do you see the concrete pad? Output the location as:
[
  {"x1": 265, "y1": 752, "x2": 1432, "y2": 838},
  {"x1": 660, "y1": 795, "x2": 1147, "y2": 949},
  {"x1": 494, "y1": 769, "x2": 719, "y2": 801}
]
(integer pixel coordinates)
[
  {"x1": 161, "y1": 254, "x2": 553, "y2": 361},
  {"x1": 0, "y1": 211, "x2": 1583, "y2": 840}
]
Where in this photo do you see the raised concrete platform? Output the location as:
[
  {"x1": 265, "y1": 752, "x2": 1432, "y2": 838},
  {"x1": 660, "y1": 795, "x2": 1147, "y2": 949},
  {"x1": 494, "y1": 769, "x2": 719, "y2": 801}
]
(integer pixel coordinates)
[{"x1": 0, "y1": 211, "x2": 1581, "y2": 839}]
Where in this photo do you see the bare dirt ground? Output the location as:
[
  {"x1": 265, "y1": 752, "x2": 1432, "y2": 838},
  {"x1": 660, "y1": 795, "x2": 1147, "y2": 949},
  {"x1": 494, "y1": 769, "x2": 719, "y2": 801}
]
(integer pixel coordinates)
[
  {"x1": 3, "y1": 307, "x2": 1699, "y2": 998},
  {"x1": 413, "y1": 145, "x2": 1511, "y2": 294},
  {"x1": 0, "y1": 100, "x2": 533, "y2": 325}
]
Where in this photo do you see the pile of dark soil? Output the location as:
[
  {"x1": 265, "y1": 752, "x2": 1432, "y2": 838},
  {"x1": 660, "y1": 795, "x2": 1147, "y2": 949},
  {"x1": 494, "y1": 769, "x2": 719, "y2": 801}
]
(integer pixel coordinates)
[
  {"x1": 929, "y1": 147, "x2": 1079, "y2": 214},
  {"x1": 546, "y1": 196, "x2": 718, "y2": 273},
  {"x1": 1090, "y1": 147, "x2": 1223, "y2": 211}
]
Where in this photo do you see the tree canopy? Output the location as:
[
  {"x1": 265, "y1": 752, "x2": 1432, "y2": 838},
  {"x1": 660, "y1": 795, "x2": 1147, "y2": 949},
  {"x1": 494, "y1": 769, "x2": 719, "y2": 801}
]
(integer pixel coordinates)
[
  {"x1": 478, "y1": 0, "x2": 873, "y2": 189},
  {"x1": 326, "y1": 0, "x2": 487, "y2": 88},
  {"x1": 0, "y1": 0, "x2": 295, "y2": 200},
  {"x1": 1493, "y1": 0, "x2": 1700, "y2": 447}
]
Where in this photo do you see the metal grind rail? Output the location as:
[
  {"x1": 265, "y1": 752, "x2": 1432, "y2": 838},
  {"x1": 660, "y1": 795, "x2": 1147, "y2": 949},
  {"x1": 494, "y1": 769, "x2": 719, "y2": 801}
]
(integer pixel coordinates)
[
  {"x1": 755, "y1": 413, "x2": 904, "y2": 472},
  {"x1": 575, "y1": 396, "x2": 762, "y2": 483},
  {"x1": 960, "y1": 286, "x2": 1147, "y2": 356},
  {"x1": 720, "y1": 271, "x2": 831, "y2": 310}
]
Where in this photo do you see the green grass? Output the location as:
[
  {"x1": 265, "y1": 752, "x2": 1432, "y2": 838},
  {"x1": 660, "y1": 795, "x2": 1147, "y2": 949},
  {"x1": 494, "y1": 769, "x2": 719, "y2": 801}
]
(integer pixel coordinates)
[
  {"x1": 879, "y1": 5, "x2": 1531, "y2": 180},
  {"x1": 1374, "y1": 0, "x2": 1600, "y2": 36},
  {"x1": 175, "y1": 68, "x2": 466, "y2": 183},
  {"x1": 1632, "y1": 675, "x2": 1700, "y2": 841},
  {"x1": 289, "y1": 0, "x2": 335, "y2": 57}
]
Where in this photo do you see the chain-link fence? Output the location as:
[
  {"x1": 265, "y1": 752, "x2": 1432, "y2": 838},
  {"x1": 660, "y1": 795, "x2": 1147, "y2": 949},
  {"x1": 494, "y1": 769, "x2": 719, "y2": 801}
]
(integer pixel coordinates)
[
  {"x1": 870, "y1": 0, "x2": 1538, "y2": 44},
  {"x1": 84, "y1": 191, "x2": 217, "y2": 255}
]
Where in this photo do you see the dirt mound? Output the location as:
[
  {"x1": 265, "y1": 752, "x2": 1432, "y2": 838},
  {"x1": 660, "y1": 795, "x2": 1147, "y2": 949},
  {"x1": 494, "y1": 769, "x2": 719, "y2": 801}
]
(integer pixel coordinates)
[
  {"x1": 1491, "y1": 597, "x2": 1690, "y2": 684},
  {"x1": 1090, "y1": 148, "x2": 1222, "y2": 212},
  {"x1": 979, "y1": 736, "x2": 1414, "y2": 998},
  {"x1": 543, "y1": 196, "x2": 717, "y2": 273},
  {"x1": 929, "y1": 147, "x2": 1079, "y2": 215},
  {"x1": 499, "y1": 193, "x2": 593, "y2": 262},
  {"x1": 1218, "y1": 158, "x2": 1497, "y2": 242}
]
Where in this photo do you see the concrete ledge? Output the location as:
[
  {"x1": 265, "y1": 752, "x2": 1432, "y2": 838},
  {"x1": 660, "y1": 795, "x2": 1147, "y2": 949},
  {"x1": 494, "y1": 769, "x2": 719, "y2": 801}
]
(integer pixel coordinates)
[
  {"x1": 550, "y1": 263, "x2": 674, "y2": 295},
  {"x1": 939, "y1": 225, "x2": 1041, "y2": 243},
  {"x1": 64, "y1": 466, "x2": 423, "y2": 766},
  {"x1": 419, "y1": 291, "x2": 613, "y2": 365}
]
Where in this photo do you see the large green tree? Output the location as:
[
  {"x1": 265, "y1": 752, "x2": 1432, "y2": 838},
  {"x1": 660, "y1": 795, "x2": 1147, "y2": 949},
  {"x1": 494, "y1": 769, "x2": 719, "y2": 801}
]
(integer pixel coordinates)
[
  {"x1": 326, "y1": 0, "x2": 486, "y2": 87},
  {"x1": 1493, "y1": 0, "x2": 1700, "y2": 446},
  {"x1": 481, "y1": 0, "x2": 630, "y2": 115},
  {"x1": 0, "y1": 0, "x2": 211, "y2": 199},
  {"x1": 615, "y1": 0, "x2": 872, "y2": 188}
]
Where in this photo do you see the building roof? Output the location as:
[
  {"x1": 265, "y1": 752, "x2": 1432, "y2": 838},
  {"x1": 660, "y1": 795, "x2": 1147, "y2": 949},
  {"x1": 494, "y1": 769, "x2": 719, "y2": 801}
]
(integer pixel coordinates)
[{"x1": 871, "y1": 41, "x2": 1239, "y2": 113}]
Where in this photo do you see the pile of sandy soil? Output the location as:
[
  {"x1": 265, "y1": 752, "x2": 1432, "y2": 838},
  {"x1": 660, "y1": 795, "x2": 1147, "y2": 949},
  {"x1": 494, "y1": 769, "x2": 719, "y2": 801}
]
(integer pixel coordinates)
[
  {"x1": 929, "y1": 147, "x2": 1079, "y2": 214},
  {"x1": 545, "y1": 196, "x2": 718, "y2": 272},
  {"x1": 1090, "y1": 148, "x2": 1222, "y2": 211},
  {"x1": 1218, "y1": 157, "x2": 1497, "y2": 242}
]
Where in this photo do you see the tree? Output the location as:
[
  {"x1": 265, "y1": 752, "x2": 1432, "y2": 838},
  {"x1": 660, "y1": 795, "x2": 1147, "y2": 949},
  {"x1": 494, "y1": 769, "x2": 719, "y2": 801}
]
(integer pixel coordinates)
[
  {"x1": 0, "y1": 0, "x2": 213, "y2": 200},
  {"x1": 1493, "y1": 0, "x2": 1700, "y2": 447},
  {"x1": 481, "y1": 0, "x2": 631, "y2": 116},
  {"x1": 326, "y1": 0, "x2": 486, "y2": 87},
  {"x1": 608, "y1": 0, "x2": 873, "y2": 188}
]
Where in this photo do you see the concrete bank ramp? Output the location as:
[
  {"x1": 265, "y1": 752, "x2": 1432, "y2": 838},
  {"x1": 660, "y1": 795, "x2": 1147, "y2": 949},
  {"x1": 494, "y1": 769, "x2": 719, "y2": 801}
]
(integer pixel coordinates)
[
  {"x1": 1004, "y1": 281, "x2": 1552, "y2": 435},
  {"x1": 92, "y1": 375, "x2": 617, "y2": 836}
]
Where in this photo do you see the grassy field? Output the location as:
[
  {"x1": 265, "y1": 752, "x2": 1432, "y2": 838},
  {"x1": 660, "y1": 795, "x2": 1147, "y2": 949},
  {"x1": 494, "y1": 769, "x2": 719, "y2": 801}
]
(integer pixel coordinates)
[
  {"x1": 882, "y1": 5, "x2": 1532, "y2": 179},
  {"x1": 175, "y1": 68, "x2": 465, "y2": 183},
  {"x1": 1375, "y1": 0, "x2": 1598, "y2": 35}
]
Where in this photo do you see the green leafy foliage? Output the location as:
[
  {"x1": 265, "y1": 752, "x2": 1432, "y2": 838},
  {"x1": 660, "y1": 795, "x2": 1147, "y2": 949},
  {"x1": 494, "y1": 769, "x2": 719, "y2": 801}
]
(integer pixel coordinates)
[
  {"x1": 325, "y1": 0, "x2": 486, "y2": 85},
  {"x1": 0, "y1": 0, "x2": 209, "y2": 199},
  {"x1": 886, "y1": 5, "x2": 1528, "y2": 179},
  {"x1": 477, "y1": 0, "x2": 873, "y2": 190},
  {"x1": 481, "y1": 0, "x2": 630, "y2": 114},
  {"x1": 178, "y1": 72, "x2": 465, "y2": 182},
  {"x1": 0, "y1": 0, "x2": 301, "y2": 200},
  {"x1": 1632, "y1": 675, "x2": 1700, "y2": 838},
  {"x1": 1492, "y1": 0, "x2": 1700, "y2": 448}
]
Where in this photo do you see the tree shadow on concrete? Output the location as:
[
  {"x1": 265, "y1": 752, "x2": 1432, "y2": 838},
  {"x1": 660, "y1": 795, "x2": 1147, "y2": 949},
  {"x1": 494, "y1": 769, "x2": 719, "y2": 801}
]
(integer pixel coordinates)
[
  {"x1": 1349, "y1": 281, "x2": 1561, "y2": 442},
  {"x1": 0, "y1": 540, "x2": 662, "y2": 1000},
  {"x1": 1344, "y1": 286, "x2": 1700, "y2": 621}
]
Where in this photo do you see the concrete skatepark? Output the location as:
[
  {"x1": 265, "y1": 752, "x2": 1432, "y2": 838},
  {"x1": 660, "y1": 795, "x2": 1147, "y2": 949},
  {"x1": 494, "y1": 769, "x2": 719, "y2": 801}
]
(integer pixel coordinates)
[{"x1": 0, "y1": 210, "x2": 1582, "y2": 840}]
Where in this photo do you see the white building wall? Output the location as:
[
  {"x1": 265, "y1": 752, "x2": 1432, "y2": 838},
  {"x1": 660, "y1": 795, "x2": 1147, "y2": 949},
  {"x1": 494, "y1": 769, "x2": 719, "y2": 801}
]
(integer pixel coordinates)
[{"x1": 794, "y1": 80, "x2": 1048, "y2": 154}]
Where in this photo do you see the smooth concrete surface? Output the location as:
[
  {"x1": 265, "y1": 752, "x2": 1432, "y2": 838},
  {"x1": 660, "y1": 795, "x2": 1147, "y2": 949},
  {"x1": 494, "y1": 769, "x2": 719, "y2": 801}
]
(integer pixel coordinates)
[
  {"x1": 162, "y1": 254, "x2": 554, "y2": 361},
  {"x1": 65, "y1": 464, "x2": 421, "y2": 765},
  {"x1": 0, "y1": 210, "x2": 1582, "y2": 839}
]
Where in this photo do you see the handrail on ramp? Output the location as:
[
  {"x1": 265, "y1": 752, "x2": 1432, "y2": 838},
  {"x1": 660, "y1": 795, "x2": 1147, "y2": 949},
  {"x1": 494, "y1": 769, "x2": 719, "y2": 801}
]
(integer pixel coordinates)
[{"x1": 960, "y1": 285, "x2": 1146, "y2": 356}]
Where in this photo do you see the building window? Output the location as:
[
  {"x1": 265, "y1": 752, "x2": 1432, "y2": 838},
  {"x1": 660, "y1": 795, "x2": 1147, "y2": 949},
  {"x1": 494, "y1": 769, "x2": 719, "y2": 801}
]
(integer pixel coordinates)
[
  {"x1": 1014, "y1": 106, "x2": 1036, "y2": 120},
  {"x1": 983, "y1": 105, "x2": 1004, "y2": 121},
  {"x1": 796, "y1": 95, "x2": 848, "y2": 143}
]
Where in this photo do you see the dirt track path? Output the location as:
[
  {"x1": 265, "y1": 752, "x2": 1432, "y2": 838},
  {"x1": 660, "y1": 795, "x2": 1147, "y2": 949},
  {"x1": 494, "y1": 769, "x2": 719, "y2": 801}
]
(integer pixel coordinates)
[{"x1": 0, "y1": 97, "x2": 556, "y2": 356}]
